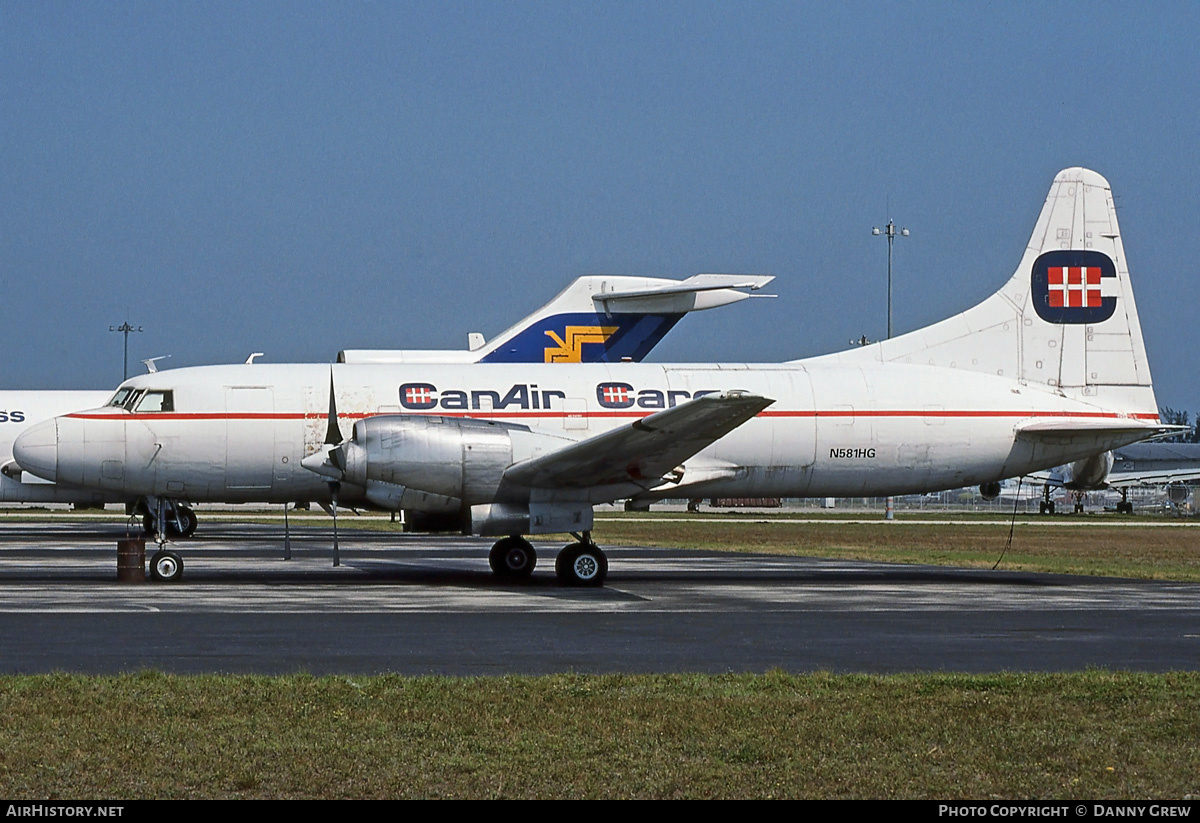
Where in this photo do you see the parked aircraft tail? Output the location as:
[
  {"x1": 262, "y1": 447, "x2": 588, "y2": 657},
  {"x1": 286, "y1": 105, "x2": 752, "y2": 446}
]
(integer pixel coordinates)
[
  {"x1": 339, "y1": 273, "x2": 774, "y2": 365},
  {"x1": 807, "y1": 168, "x2": 1159, "y2": 417}
]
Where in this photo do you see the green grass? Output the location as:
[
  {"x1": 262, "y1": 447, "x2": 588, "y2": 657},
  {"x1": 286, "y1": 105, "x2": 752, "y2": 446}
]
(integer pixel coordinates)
[
  {"x1": 2, "y1": 512, "x2": 1198, "y2": 798},
  {"x1": 1, "y1": 671, "x2": 1197, "y2": 799},
  {"x1": 592, "y1": 517, "x2": 1200, "y2": 581}
]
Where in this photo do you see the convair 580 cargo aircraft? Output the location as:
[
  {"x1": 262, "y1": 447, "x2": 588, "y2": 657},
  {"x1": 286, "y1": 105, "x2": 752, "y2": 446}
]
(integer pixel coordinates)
[
  {"x1": 14, "y1": 169, "x2": 1177, "y2": 586},
  {"x1": 1, "y1": 273, "x2": 769, "y2": 533}
]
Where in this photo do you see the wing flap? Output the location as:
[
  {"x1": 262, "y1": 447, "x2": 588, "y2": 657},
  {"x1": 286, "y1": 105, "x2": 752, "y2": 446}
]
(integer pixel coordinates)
[{"x1": 503, "y1": 392, "x2": 773, "y2": 489}]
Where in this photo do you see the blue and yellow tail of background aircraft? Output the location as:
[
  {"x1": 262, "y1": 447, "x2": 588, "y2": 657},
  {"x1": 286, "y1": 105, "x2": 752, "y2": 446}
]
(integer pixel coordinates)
[{"x1": 339, "y1": 274, "x2": 774, "y2": 365}]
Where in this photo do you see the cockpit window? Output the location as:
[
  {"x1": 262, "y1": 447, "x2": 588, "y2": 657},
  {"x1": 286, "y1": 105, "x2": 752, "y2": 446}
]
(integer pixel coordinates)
[
  {"x1": 134, "y1": 391, "x2": 174, "y2": 413},
  {"x1": 107, "y1": 388, "x2": 134, "y2": 408}
]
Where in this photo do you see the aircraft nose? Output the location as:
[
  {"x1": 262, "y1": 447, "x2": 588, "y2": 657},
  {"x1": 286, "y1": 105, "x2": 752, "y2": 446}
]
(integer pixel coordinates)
[{"x1": 13, "y1": 419, "x2": 58, "y2": 483}]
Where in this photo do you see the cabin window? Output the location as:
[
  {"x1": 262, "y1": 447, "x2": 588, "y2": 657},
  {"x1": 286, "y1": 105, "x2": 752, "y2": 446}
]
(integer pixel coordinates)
[{"x1": 134, "y1": 391, "x2": 175, "y2": 413}]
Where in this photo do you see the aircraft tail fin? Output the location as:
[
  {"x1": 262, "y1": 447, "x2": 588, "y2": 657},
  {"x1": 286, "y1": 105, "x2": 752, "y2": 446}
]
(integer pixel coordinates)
[
  {"x1": 339, "y1": 273, "x2": 773, "y2": 365},
  {"x1": 806, "y1": 168, "x2": 1159, "y2": 417},
  {"x1": 476, "y1": 273, "x2": 773, "y2": 363}
]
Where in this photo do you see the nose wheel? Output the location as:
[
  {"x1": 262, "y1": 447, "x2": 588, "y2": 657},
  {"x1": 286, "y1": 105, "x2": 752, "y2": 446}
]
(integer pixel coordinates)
[{"x1": 149, "y1": 549, "x2": 184, "y2": 583}]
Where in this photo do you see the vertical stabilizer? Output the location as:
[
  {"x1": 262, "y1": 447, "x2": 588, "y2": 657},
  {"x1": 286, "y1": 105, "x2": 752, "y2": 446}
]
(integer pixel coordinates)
[{"x1": 806, "y1": 168, "x2": 1157, "y2": 415}]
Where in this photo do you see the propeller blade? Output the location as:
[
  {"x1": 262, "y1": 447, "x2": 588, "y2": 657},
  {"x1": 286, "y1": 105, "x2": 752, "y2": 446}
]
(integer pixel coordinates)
[
  {"x1": 302, "y1": 373, "x2": 350, "y2": 483},
  {"x1": 324, "y1": 371, "x2": 343, "y2": 446}
]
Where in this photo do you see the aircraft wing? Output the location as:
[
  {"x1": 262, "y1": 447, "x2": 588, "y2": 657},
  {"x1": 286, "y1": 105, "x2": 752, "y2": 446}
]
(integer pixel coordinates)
[
  {"x1": 1021, "y1": 469, "x2": 1058, "y2": 486},
  {"x1": 502, "y1": 391, "x2": 773, "y2": 490},
  {"x1": 1106, "y1": 468, "x2": 1200, "y2": 488}
]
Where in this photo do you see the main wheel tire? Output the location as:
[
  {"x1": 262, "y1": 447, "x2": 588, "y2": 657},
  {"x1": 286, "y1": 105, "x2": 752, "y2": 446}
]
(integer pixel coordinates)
[
  {"x1": 149, "y1": 550, "x2": 184, "y2": 583},
  {"x1": 555, "y1": 542, "x2": 608, "y2": 587},
  {"x1": 489, "y1": 536, "x2": 537, "y2": 578},
  {"x1": 175, "y1": 506, "x2": 198, "y2": 538}
]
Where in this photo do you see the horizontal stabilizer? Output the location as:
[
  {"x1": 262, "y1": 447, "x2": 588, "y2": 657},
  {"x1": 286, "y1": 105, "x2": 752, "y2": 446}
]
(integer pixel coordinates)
[
  {"x1": 594, "y1": 274, "x2": 775, "y2": 313},
  {"x1": 503, "y1": 391, "x2": 773, "y2": 489},
  {"x1": 1015, "y1": 418, "x2": 1186, "y2": 451}
]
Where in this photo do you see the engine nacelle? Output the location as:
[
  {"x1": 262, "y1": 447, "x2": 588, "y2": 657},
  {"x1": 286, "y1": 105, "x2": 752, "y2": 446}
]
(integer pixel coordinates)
[
  {"x1": 1168, "y1": 484, "x2": 1191, "y2": 505},
  {"x1": 1063, "y1": 451, "x2": 1115, "y2": 490},
  {"x1": 341, "y1": 415, "x2": 573, "y2": 512},
  {"x1": 979, "y1": 481, "x2": 1002, "y2": 501}
]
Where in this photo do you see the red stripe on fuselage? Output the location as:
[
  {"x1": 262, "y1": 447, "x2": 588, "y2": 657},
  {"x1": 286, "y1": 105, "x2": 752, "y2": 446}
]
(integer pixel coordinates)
[{"x1": 66, "y1": 410, "x2": 1163, "y2": 422}]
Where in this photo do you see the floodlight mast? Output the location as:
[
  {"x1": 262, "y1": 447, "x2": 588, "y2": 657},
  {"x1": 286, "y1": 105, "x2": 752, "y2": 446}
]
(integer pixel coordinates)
[
  {"x1": 872, "y1": 218, "x2": 909, "y2": 521},
  {"x1": 871, "y1": 218, "x2": 910, "y2": 340},
  {"x1": 110, "y1": 321, "x2": 143, "y2": 381}
]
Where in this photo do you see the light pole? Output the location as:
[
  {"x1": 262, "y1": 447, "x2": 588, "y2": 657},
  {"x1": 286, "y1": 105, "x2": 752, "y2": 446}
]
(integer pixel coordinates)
[
  {"x1": 110, "y1": 321, "x2": 143, "y2": 382},
  {"x1": 872, "y1": 218, "x2": 909, "y2": 340},
  {"x1": 872, "y1": 218, "x2": 909, "y2": 520}
]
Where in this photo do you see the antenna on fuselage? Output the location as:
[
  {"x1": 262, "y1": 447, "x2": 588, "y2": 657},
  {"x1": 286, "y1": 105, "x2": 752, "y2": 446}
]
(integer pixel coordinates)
[{"x1": 142, "y1": 355, "x2": 171, "y2": 374}]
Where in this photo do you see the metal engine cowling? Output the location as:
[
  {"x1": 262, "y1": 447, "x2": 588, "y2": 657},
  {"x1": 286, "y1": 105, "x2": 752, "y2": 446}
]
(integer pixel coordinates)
[
  {"x1": 979, "y1": 481, "x2": 1002, "y2": 501},
  {"x1": 1062, "y1": 451, "x2": 1115, "y2": 490},
  {"x1": 340, "y1": 415, "x2": 570, "y2": 514}
]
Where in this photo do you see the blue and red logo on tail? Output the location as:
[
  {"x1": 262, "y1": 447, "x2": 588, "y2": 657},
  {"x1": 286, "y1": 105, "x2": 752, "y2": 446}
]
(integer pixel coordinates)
[{"x1": 1031, "y1": 250, "x2": 1117, "y2": 324}]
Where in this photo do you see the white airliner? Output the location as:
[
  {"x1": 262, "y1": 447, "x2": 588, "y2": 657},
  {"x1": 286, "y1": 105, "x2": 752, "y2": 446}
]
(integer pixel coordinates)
[
  {"x1": 0, "y1": 391, "x2": 111, "y2": 502},
  {"x1": 1, "y1": 273, "x2": 769, "y2": 535},
  {"x1": 14, "y1": 168, "x2": 1179, "y2": 586},
  {"x1": 1026, "y1": 442, "x2": 1200, "y2": 514}
]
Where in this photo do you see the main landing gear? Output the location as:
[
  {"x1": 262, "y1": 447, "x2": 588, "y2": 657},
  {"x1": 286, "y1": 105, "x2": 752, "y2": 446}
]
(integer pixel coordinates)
[
  {"x1": 487, "y1": 531, "x2": 609, "y2": 586},
  {"x1": 489, "y1": 536, "x2": 537, "y2": 578},
  {"x1": 556, "y1": 535, "x2": 608, "y2": 587},
  {"x1": 1038, "y1": 485, "x2": 1056, "y2": 515},
  {"x1": 1115, "y1": 488, "x2": 1134, "y2": 514}
]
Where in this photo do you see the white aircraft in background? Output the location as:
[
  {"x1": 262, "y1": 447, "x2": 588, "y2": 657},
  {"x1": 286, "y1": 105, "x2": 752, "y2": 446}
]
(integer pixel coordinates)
[
  {"x1": 1025, "y1": 442, "x2": 1200, "y2": 513},
  {"x1": 2, "y1": 273, "x2": 770, "y2": 535},
  {"x1": 15, "y1": 168, "x2": 1180, "y2": 586},
  {"x1": 0, "y1": 390, "x2": 112, "y2": 501}
]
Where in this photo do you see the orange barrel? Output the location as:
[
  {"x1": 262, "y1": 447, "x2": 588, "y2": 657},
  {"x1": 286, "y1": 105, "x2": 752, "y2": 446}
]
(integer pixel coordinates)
[{"x1": 116, "y1": 537, "x2": 146, "y2": 583}]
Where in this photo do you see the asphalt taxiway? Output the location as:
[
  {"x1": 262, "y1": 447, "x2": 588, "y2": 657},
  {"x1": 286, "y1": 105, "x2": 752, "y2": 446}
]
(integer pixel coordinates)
[{"x1": 0, "y1": 520, "x2": 1197, "y2": 675}]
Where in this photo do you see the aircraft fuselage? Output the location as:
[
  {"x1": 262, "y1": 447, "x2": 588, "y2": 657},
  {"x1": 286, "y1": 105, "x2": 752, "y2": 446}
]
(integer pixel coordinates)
[{"x1": 22, "y1": 361, "x2": 1159, "y2": 509}]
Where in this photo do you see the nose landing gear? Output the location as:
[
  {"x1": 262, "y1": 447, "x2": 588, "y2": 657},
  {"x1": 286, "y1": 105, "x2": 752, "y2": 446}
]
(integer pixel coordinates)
[
  {"x1": 149, "y1": 549, "x2": 184, "y2": 582},
  {"x1": 138, "y1": 497, "x2": 193, "y2": 583},
  {"x1": 139, "y1": 500, "x2": 198, "y2": 539}
]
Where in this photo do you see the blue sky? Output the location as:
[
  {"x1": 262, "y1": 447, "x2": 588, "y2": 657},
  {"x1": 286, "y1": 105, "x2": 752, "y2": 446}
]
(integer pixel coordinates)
[{"x1": 3, "y1": 2, "x2": 1198, "y2": 412}]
